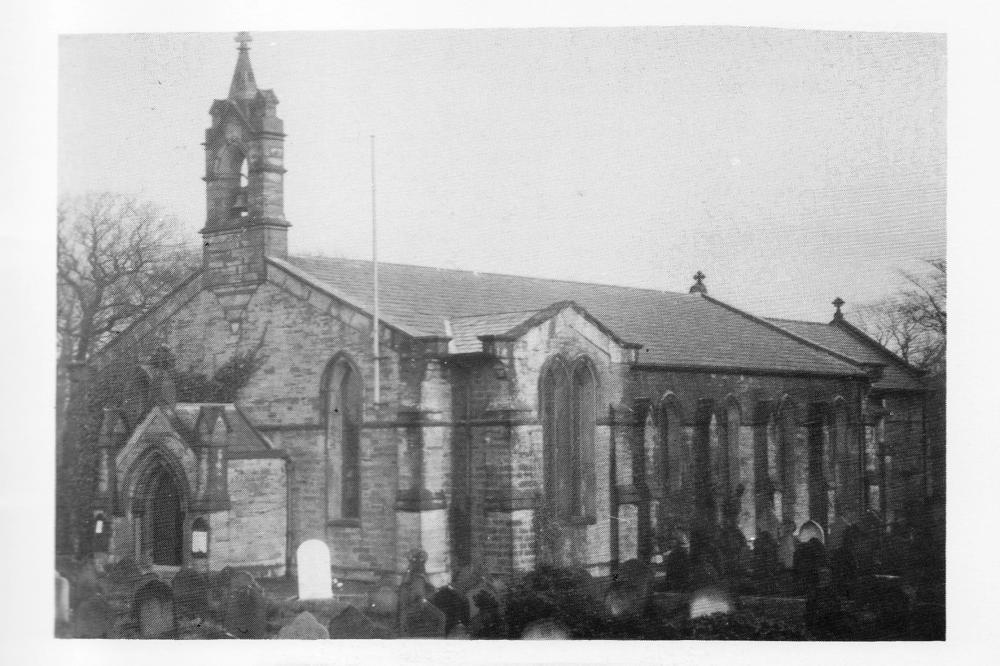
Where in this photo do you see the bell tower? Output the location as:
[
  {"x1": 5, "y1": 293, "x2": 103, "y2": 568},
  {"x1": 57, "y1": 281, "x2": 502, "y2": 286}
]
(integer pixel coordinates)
[{"x1": 202, "y1": 32, "x2": 289, "y2": 290}]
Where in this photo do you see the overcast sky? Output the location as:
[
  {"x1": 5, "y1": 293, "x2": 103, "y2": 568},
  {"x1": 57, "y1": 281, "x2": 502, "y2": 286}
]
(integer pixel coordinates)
[{"x1": 58, "y1": 27, "x2": 945, "y2": 322}]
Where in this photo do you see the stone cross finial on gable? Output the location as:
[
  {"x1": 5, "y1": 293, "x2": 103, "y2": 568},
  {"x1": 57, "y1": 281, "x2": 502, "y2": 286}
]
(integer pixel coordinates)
[
  {"x1": 689, "y1": 270, "x2": 708, "y2": 295},
  {"x1": 235, "y1": 31, "x2": 253, "y2": 51},
  {"x1": 832, "y1": 296, "x2": 845, "y2": 321}
]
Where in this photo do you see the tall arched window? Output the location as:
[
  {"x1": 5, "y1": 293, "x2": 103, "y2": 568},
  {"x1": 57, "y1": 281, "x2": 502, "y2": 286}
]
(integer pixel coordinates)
[
  {"x1": 658, "y1": 394, "x2": 684, "y2": 496},
  {"x1": 571, "y1": 358, "x2": 597, "y2": 518},
  {"x1": 322, "y1": 355, "x2": 363, "y2": 521},
  {"x1": 541, "y1": 356, "x2": 596, "y2": 520}
]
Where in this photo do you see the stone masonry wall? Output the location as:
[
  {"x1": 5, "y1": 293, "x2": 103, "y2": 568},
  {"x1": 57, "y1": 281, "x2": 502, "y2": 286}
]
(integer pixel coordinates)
[{"x1": 209, "y1": 457, "x2": 287, "y2": 575}]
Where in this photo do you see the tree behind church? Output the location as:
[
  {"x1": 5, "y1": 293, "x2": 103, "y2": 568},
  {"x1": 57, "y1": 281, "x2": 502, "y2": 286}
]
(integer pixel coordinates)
[{"x1": 56, "y1": 193, "x2": 197, "y2": 556}]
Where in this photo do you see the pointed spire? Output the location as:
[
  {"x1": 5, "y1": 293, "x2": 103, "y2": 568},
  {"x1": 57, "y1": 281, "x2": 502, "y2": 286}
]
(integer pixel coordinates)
[
  {"x1": 689, "y1": 270, "x2": 708, "y2": 295},
  {"x1": 228, "y1": 31, "x2": 258, "y2": 101}
]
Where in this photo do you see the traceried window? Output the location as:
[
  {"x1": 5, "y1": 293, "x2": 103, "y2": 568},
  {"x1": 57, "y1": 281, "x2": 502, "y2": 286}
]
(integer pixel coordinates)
[
  {"x1": 322, "y1": 355, "x2": 363, "y2": 522},
  {"x1": 541, "y1": 356, "x2": 597, "y2": 520}
]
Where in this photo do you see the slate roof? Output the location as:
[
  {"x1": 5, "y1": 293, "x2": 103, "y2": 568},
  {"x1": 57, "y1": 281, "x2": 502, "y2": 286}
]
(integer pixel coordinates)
[
  {"x1": 766, "y1": 317, "x2": 924, "y2": 391},
  {"x1": 281, "y1": 255, "x2": 866, "y2": 378}
]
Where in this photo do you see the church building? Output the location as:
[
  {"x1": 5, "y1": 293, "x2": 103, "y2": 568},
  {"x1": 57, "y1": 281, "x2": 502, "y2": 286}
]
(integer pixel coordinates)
[{"x1": 88, "y1": 35, "x2": 931, "y2": 585}]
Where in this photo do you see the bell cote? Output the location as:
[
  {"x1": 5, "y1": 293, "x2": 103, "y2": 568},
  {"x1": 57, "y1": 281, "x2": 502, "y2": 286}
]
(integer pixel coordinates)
[{"x1": 202, "y1": 32, "x2": 289, "y2": 289}]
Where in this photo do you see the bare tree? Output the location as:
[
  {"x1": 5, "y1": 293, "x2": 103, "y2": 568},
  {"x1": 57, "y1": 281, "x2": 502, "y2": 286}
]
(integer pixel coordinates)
[
  {"x1": 851, "y1": 259, "x2": 946, "y2": 374},
  {"x1": 56, "y1": 192, "x2": 198, "y2": 555}
]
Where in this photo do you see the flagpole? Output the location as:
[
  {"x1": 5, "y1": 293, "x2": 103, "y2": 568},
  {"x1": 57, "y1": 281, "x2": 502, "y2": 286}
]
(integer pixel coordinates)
[{"x1": 371, "y1": 134, "x2": 380, "y2": 405}]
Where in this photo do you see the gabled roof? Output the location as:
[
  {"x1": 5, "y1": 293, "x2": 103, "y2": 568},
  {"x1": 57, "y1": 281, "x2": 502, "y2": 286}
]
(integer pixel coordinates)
[
  {"x1": 285, "y1": 255, "x2": 866, "y2": 377},
  {"x1": 766, "y1": 317, "x2": 924, "y2": 391},
  {"x1": 447, "y1": 301, "x2": 638, "y2": 354}
]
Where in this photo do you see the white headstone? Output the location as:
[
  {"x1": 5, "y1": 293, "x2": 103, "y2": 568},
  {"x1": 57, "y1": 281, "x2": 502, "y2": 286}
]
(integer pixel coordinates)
[
  {"x1": 797, "y1": 520, "x2": 826, "y2": 545},
  {"x1": 55, "y1": 573, "x2": 71, "y2": 624},
  {"x1": 689, "y1": 586, "x2": 734, "y2": 619},
  {"x1": 296, "y1": 539, "x2": 332, "y2": 600}
]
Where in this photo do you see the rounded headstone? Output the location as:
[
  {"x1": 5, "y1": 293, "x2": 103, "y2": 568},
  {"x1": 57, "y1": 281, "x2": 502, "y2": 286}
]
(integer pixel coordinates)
[
  {"x1": 798, "y1": 520, "x2": 826, "y2": 545},
  {"x1": 296, "y1": 540, "x2": 332, "y2": 601},
  {"x1": 521, "y1": 618, "x2": 569, "y2": 640}
]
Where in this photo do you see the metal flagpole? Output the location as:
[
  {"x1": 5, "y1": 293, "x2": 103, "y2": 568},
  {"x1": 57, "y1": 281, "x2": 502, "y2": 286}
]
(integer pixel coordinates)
[{"x1": 371, "y1": 135, "x2": 380, "y2": 405}]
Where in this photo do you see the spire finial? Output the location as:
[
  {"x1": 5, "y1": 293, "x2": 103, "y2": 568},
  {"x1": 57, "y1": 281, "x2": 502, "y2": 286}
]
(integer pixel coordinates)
[
  {"x1": 689, "y1": 271, "x2": 708, "y2": 295},
  {"x1": 228, "y1": 32, "x2": 258, "y2": 101},
  {"x1": 832, "y1": 297, "x2": 845, "y2": 321}
]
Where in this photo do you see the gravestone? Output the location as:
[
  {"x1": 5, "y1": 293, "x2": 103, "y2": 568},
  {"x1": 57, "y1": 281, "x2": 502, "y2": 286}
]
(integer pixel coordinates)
[
  {"x1": 794, "y1": 538, "x2": 828, "y2": 589},
  {"x1": 778, "y1": 520, "x2": 797, "y2": 570},
  {"x1": 277, "y1": 611, "x2": 329, "y2": 639},
  {"x1": 55, "y1": 572, "x2": 71, "y2": 625},
  {"x1": 663, "y1": 546, "x2": 690, "y2": 591},
  {"x1": 228, "y1": 569, "x2": 258, "y2": 591},
  {"x1": 134, "y1": 580, "x2": 176, "y2": 638},
  {"x1": 402, "y1": 598, "x2": 446, "y2": 638},
  {"x1": 446, "y1": 622, "x2": 470, "y2": 639},
  {"x1": 74, "y1": 596, "x2": 113, "y2": 638},
  {"x1": 468, "y1": 586, "x2": 505, "y2": 638},
  {"x1": 521, "y1": 618, "x2": 570, "y2": 640},
  {"x1": 688, "y1": 586, "x2": 735, "y2": 619},
  {"x1": 367, "y1": 579, "x2": 398, "y2": 617},
  {"x1": 466, "y1": 579, "x2": 500, "y2": 620},
  {"x1": 430, "y1": 585, "x2": 469, "y2": 634},
  {"x1": 720, "y1": 526, "x2": 750, "y2": 577},
  {"x1": 171, "y1": 568, "x2": 210, "y2": 620},
  {"x1": 296, "y1": 540, "x2": 332, "y2": 600},
  {"x1": 223, "y1": 583, "x2": 266, "y2": 639},
  {"x1": 398, "y1": 549, "x2": 435, "y2": 607},
  {"x1": 798, "y1": 520, "x2": 826, "y2": 546},
  {"x1": 328, "y1": 605, "x2": 392, "y2": 639},
  {"x1": 753, "y1": 531, "x2": 779, "y2": 579},
  {"x1": 606, "y1": 559, "x2": 653, "y2": 617},
  {"x1": 73, "y1": 560, "x2": 101, "y2": 610},
  {"x1": 106, "y1": 556, "x2": 142, "y2": 588}
]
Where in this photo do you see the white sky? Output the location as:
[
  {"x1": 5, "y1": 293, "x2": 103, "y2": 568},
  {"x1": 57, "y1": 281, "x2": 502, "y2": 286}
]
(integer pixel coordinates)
[{"x1": 58, "y1": 27, "x2": 945, "y2": 322}]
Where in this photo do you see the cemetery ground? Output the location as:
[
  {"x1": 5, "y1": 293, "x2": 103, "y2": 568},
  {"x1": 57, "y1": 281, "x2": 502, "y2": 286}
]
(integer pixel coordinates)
[{"x1": 54, "y1": 528, "x2": 945, "y2": 641}]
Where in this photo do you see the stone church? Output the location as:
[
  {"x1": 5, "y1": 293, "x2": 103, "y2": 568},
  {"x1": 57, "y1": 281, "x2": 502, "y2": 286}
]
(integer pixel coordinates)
[{"x1": 88, "y1": 36, "x2": 932, "y2": 585}]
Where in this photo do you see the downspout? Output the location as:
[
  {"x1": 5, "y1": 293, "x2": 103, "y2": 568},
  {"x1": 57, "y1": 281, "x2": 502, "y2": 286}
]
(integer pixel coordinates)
[
  {"x1": 609, "y1": 404, "x2": 619, "y2": 573},
  {"x1": 285, "y1": 456, "x2": 294, "y2": 578}
]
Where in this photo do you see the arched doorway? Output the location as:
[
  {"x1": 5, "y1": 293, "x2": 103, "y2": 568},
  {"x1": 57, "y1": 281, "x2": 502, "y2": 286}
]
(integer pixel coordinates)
[{"x1": 145, "y1": 467, "x2": 183, "y2": 566}]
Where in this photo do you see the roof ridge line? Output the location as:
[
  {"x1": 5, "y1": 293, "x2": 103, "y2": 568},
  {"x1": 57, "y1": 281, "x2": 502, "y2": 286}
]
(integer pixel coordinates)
[
  {"x1": 446, "y1": 307, "x2": 549, "y2": 320},
  {"x1": 289, "y1": 254, "x2": 688, "y2": 297},
  {"x1": 267, "y1": 256, "x2": 424, "y2": 338},
  {"x1": 699, "y1": 293, "x2": 874, "y2": 374},
  {"x1": 830, "y1": 316, "x2": 926, "y2": 376},
  {"x1": 764, "y1": 315, "x2": 826, "y2": 325}
]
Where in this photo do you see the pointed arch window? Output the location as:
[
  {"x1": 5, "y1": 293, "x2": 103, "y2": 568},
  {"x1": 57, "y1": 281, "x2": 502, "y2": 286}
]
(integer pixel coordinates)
[
  {"x1": 541, "y1": 356, "x2": 597, "y2": 521},
  {"x1": 323, "y1": 355, "x2": 363, "y2": 522}
]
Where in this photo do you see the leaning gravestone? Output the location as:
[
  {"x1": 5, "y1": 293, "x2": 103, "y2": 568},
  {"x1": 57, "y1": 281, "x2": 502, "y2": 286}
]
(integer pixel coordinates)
[
  {"x1": 55, "y1": 572, "x2": 71, "y2": 625},
  {"x1": 431, "y1": 585, "x2": 469, "y2": 634},
  {"x1": 402, "y1": 598, "x2": 446, "y2": 638},
  {"x1": 223, "y1": 583, "x2": 266, "y2": 639},
  {"x1": 277, "y1": 611, "x2": 329, "y2": 639},
  {"x1": 297, "y1": 540, "x2": 332, "y2": 601},
  {"x1": 171, "y1": 568, "x2": 210, "y2": 620},
  {"x1": 74, "y1": 596, "x2": 113, "y2": 638},
  {"x1": 328, "y1": 605, "x2": 392, "y2": 639},
  {"x1": 134, "y1": 580, "x2": 176, "y2": 638}
]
